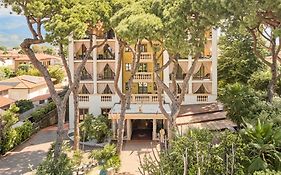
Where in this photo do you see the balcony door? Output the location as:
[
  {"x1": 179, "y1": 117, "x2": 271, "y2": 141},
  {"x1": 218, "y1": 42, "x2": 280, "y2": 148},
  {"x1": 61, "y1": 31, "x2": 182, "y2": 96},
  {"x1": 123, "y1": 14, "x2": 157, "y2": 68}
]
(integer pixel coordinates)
[
  {"x1": 138, "y1": 82, "x2": 148, "y2": 94},
  {"x1": 104, "y1": 64, "x2": 114, "y2": 79},
  {"x1": 138, "y1": 63, "x2": 147, "y2": 72}
]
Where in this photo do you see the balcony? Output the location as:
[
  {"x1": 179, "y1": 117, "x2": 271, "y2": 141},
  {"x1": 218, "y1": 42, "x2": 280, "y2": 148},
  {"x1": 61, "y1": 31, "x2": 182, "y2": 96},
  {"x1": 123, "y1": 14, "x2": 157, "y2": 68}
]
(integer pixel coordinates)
[
  {"x1": 74, "y1": 55, "x2": 93, "y2": 60},
  {"x1": 131, "y1": 94, "x2": 162, "y2": 103},
  {"x1": 97, "y1": 74, "x2": 114, "y2": 81},
  {"x1": 139, "y1": 53, "x2": 153, "y2": 62},
  {"x1": 79, "y1": 95, "x2": 89, "y2": 102},
  {"x1": 101, "y1": 95, "x2": 112, "y2": 102},
  {"x1": 133, "y1": 72, "x2": 153, "y2": 82},
  {"x1": 169, "y1": 73, "x2": 187, "y2": 80},
  {"x1": 97, "y1": 54, "x2": 115, "y2": 60},
  {"x1": 197, "y1": 95, "x2": 208, "y2": 102}
]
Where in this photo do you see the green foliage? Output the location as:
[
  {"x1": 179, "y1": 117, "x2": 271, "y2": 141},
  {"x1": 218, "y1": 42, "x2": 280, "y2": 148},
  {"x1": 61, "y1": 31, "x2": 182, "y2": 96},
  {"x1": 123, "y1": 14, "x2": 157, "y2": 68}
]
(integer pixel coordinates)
[
  {"x1": 36, "y1": 142, "x2": 73, "y2": 175},
  {"x1": 249, "y1": 69, "x2": 281, "y2": 95},
  {"x1": 140, "y1": 129, "x2": 248, "y2": 175},
  {"x1": 218, "y1": 32, "x2": 262, "y2": 86},
  {"x1": 80, "y1": 115, "x2": 111, "y2": 143},
  {"x1": 16, "y1": 65, "x2": 41, "y2": 76},
  {"x1": 0, "y1": 121, "x2": 33, "y2": 154},
  {"x1": 219, "y1": 83, "x2": 263, "y2": 125},
  {"x1": 29, "y1": 102, "x2": 56, "y2": 123},
  {"x1": 0, "y1": 66, "x2": 15, "y2": 80},
  {"x1": 72, "y1": 150, "x2": 83, "y2": 167},
  {"x1": 15, "y1": 99, "x2": 34, "y2": 113},
  {"x1": 47, "y1": 65, "x2": 65, "y2": 84},
  {"x1": 90, "y1": 144, "x2": 120, "y2": 170},
  {"x1": 240, "y1": 119, "x2": 281, "y2": 173},
  {"x1": 254, "y1": 170, "x2": 281, "y2": 175},
  {"x1": 0, "y1": 46, "x2": 7, "y2": 51}
]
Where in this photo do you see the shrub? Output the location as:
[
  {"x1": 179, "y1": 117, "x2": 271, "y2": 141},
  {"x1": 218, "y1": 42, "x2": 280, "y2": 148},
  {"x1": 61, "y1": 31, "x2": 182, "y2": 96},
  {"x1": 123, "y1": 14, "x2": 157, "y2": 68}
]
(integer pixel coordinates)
[
  {"x1": 80, "y1": 114, "x2": 111, "y2": 143},
  {"x1": 15, "y1": 99, "x2": 34, "y2": 113},
  {"x1": 29, "y1": 102, "x2": 56, "y2": 123},
  {"x1": 90, "y1": 144, "x2": 120, "y2": 170},
  {"x1": 36, "y1": 142, "x2": 73, "y2": 175},
  {"x1": 219, "y1": 83, "x2": 263, "y2": 125}
]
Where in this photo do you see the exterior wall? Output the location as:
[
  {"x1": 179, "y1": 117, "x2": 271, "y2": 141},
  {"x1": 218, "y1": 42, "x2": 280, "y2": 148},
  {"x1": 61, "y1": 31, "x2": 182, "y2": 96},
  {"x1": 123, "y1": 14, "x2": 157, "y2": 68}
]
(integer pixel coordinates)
[
  {"x1": 28, "y1": 86, "x2": 49, "y2": 99},
  {"x1": 68, "y1": 29, "x2": 218, "y2": 132},
  {"x1": 8, "y1": 89, "x2": 28, "y2": 100}
]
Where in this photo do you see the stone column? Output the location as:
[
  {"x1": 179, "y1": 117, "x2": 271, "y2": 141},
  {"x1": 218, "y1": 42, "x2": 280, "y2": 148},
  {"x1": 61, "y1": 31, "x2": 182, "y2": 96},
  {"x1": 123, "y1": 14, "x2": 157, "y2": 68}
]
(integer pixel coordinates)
[
  {"x1": 153, "y1": 119, "x2": 157, "y2": 140},
  {"x1": 126, "y1": 119, "x2": 132, "y2": 140}
]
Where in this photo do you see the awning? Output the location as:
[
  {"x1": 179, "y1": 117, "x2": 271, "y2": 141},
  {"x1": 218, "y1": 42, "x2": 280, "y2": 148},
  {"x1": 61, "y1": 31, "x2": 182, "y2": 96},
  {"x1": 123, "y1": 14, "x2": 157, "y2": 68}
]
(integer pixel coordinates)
[{"x1": 109, "y1": 103, "x2": 171, "y2": 120}]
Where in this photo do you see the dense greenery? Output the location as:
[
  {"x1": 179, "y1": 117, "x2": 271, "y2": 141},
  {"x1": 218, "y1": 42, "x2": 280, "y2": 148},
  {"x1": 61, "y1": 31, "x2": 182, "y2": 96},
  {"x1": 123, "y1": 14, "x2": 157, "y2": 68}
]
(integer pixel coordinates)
[
  {"x1": 15, "y1": 99, "x2": 34, "y2": 113},
  {"x1": 0, "y1": 66, "x2": 15, "y2": 80},
  {"x1": 0, "y1": 105, "x2": 34, "y2": 154},
  {"x1": 90, "y1": 144, "x2": 121, "y2": 170},
  {"x1": 218, "y1": 32, "x2": 262, "y2": 86},
  {"x1": 36, "y1": 142, "x2": 74, "y2": 175},
  {"x1": 28, "y1": 102, "x2": 56, "y2": 123},
  {"x1": 80, "y1": 114, "x2": 111, "y2": 143},
  {"x1": 140, "y1": 128, "x2": 281, "y2": 175}
]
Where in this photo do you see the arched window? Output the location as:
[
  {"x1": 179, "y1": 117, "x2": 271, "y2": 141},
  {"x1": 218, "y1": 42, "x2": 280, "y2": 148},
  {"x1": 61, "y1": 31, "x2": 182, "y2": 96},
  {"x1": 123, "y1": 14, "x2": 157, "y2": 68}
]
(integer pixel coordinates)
[
  {"x1": 104, "y1": 64, "x2": 114, "y2": 79},
  {"x1": 103, "y1": 84, "x2": 113, "y2": 94}
]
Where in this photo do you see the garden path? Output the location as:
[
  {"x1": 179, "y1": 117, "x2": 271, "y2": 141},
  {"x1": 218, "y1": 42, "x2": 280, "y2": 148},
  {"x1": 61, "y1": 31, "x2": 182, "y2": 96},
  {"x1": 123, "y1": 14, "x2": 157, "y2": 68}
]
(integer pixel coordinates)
[
  {"x1": 0, "y1": 124, "x2": 68, "y2": 175},
  {"x1": 118, "y1": 140, "x2": 159, "y2": 175}
]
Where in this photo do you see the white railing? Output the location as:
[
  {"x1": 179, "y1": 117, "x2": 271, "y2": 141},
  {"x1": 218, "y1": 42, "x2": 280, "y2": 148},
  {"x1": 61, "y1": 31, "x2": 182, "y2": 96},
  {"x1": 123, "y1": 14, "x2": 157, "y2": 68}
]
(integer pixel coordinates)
[
  {"x1": 79, "y1": 95, "x2": 89, "y2": 102},
  {"x1": 131, "y1": 94, "x2": 162, "y2": 103},
  {"x1": 101, "y1": 95, "x2": 112, "y2": 102},
  {"x1": 197, "y1": 95, "x2": 208, "y2": 102},
  {"x1": 133, "y1": 72, "x2": 153, "y2": 81},
  {"x1": 140, "y1": 52, "x2": 152, "y2": 61}
]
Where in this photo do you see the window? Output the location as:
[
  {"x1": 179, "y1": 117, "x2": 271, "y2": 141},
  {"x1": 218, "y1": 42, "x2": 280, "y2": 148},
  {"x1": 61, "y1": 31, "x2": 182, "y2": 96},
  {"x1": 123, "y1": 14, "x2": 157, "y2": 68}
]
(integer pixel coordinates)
[
  {"x1": 81, "y1": 84, "x2": 90, "y2": 94},
  {"x1": 101, "y1": 108, "x2": 111, "y2": 117},
  {"x1": 103, "y1": 84, "x2": 113, "y2": 94},
  {"x1": 140, "y1": 44, "x2": 147, "y2": 52},
  {"x1": 125, "y1": 47, "x2": 130, "y2": 52},
  {"x1": 79, "y1": 108, "x2": 89, "y2": 121},
  {"x1": 153, "y1": 82, "x2": 157, "y2": 91},
  {"x1": 138, "y1": 82, "x2": 148, "y2": 94},
  {"x1": 103, "y1": 64, "x2": 114, "y2": 79},
  {"x1": 81, "y1": 67, "x2": 92, "y2": 80},
  {"x1": 125, "y1": 82, "x2": 129, "y2": 91},
  {"x1": 125, "y1": 63, "x2": 131, "y2": 71},
  {"x1": 39, "y1": 100, "x2": 45, "y2": 104},
  {"x1": 194, "y1": 65, "x2": 205, "y2": 80},
  {"x1": 138, "y1": 63, "x2": 147, "y2": 72},
  {"x1": 195, "y1": 85, "x2": 207, "y2": 94}
]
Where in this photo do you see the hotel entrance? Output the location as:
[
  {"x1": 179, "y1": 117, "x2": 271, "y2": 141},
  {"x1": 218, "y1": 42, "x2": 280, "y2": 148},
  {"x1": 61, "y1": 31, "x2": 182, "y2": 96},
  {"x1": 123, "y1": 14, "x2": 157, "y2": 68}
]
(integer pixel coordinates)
[{"x1": 131, "y1": 119, "x2": 153, "y2": 140}]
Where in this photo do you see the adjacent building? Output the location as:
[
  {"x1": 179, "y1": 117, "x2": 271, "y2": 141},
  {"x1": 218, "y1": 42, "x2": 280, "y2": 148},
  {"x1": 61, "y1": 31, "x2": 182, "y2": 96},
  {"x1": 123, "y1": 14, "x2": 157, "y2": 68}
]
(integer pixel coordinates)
[{"x1": 68, "y1": 29, "x2": 221, "y2": 140}]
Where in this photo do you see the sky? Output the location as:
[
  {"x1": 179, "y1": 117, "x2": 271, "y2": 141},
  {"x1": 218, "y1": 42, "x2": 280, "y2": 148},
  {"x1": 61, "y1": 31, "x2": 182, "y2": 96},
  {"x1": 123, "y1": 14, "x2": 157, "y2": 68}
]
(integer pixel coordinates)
[{"x1": 0, "y1": 7, "x2": 31, "y2": 48}]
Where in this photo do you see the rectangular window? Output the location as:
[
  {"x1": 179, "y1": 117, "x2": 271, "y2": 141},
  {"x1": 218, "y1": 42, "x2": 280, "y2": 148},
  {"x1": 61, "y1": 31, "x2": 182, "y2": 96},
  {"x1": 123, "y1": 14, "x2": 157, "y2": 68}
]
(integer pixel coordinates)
[
  {"x1": 138, "y1": 63, "x2": 147, "y2": 72},
  {"x1": 101, "y1": 108, "x2": 111, "y2": 117},
  {"x1": 140, "y1": 44, "x2": 147, "y2": 52},
  {"x1": 79, "y1": 108, "x2": 89, "y2": 121},
  {"x1": 138, "y1": 82, "x2": 148, "y2": 94},
  {"x1": 125, "y1": 82, "x2": 129, "y2": 91},
  {"x1": 125, "y1": 63, "x2": 131, "y2": 71}
]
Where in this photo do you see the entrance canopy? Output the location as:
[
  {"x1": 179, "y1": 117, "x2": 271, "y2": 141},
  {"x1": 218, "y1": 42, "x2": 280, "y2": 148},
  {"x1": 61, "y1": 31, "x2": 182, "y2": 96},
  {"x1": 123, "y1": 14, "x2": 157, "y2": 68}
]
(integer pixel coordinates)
[{"x1": 109, "y1": 103, "x2": 171, "y2": 120}]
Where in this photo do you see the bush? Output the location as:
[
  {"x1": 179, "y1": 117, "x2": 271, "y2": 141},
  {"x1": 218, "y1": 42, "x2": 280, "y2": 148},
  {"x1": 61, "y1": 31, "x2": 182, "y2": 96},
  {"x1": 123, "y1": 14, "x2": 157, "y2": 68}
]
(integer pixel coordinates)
[
  {"x1": 219, "y1": 83, "x2": 263, "y2": 125},
  {"x1": 90, "y1": 144, "x2": 120, "y2": 170},
  {"x1": 29, "y1": 102, "x2": 56, "y2": 123},
  {"x1": 1, "y1": 121, "x2": 33, "y2": 154},
  {"x1": 80, "y1": 115, "x2": 111, "y2": 143},
  {"x1": 36, "y1": 142, "x2": 73, "y2": 175},
  {"x1": 15, "y1": 99, "x2": 34, "y2": 113}
]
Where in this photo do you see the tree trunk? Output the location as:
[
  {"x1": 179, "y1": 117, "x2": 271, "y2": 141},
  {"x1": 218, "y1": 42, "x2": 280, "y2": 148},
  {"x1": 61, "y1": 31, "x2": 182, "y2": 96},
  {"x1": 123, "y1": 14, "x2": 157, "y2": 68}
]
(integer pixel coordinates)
[
  {"x1": 116, "y1": 99, "x2": 126, "y2": 154},
  {"x1": 54, "y1": 105, "x2": 66, "y2": 158},
  {"x1": 73, "y1": 88, "x2": 80, "y2": 150}
]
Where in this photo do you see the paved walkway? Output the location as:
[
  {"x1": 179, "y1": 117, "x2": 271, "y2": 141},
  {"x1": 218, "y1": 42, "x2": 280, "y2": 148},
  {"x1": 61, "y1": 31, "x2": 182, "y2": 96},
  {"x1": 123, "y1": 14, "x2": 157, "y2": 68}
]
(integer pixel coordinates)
[
  {"x1": 119, "y1": 140, "x2": 159, "y2": 175},
  {"x1": 0, "y1": 125, "x2": 68, "y2": 175}
]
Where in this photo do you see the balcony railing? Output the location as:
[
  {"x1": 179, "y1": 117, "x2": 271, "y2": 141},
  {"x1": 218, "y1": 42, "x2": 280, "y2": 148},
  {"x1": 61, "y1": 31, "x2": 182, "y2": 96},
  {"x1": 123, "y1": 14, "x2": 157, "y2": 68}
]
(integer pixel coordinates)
[
  {"x1": 97, "y1": 54, "x2": 115, "y2": 60},
  {"x1": 101, "y1": 95, "x2": 112, "y2": 102},
  {"x1": 197, "y1": 95, "x2": 208, "y2": 102},
  {"x1": 139, "y1": 53, "x2": 152, "y2": 62},
  {"x1": 131, "y1": 94, "x2": 162, "y2": 103},
  {"x1": 97, "y1": 74, "x2": 114, "y2": 81},
  {"x1": 133, "y1": 72, "x2": 153, "y2": 82},
  {"x1": 193, "y1": 74, "x2": 211, "y2": 80},
  {"x1": 169, "y1": 73, "x2": 187, "y2": 80},
  {"x1": 74, "y1": 55, "x2": 93, "y2": 60},
  {"x1": 79, "y1": 95, "x2": 89, "y2": 102},
  {"x1": 81, "y1": 74, "x2": 93, "y2": 81}
]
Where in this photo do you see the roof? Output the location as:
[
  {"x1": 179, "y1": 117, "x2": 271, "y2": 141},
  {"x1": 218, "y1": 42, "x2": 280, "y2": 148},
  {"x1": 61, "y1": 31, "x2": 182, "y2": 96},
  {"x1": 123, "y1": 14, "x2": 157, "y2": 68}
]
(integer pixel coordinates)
[
  {"x1": 177, "y1": 103, "x2": 237, "y2": 131},
  {"x1": 0, "y1": 96, "x2": 15, "y2": 108},
  {"x1": 14, "y1": 53, "x2": 60, "y2": 61},
  {"x1": 31, "y1": 93, "x2": 51, "y2": 102},
  {"x1": 110, "y1": 103, "x2": 171, "y2": 114},
  {"x1": 0, "y1": 75, "x2": 55, "y2": 89},
  {"x1": 0, "y1": 85, "x2": 13, "y2": 91}
]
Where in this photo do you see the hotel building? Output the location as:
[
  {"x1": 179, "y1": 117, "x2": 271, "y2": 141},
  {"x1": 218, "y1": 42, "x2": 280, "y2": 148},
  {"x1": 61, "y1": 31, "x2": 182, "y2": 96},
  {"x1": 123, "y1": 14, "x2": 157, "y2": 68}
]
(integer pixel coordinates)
[{"x1": 68, "y1": 29, "x2": 219, "y2": 140}]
